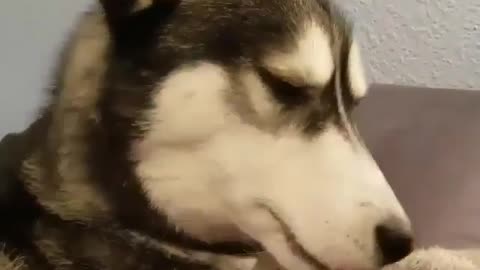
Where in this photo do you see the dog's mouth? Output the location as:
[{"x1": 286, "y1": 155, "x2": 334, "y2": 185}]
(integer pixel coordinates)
[{"x1": 256, "y1": 203, "x2": 331, "y2": 270}]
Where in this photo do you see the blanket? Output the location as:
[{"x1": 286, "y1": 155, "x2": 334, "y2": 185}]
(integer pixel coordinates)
[
  {"x1": 384, "y1": 247, "x2": 480, "y2": 270},
  {"x1": 252, "y1": 247, "x2": 480, "y2": 270}
]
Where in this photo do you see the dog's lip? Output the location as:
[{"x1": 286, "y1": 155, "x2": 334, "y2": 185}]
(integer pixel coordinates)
[
  {"x1": 262, "y1": 253, "x2": 331, "y2": 270},
  {"x1": 332, "y1": 266, "x2": 377, "y2": 270},
  {"x1": 261, "y1": 248, "x2": 377, "y2": 270},
  {"x1": 254, "y1": 202, "x2": 330, "y2": 270},
  {"x1": 331, "y1": 268, "x2": 363, "y2": 270},
  {"x1": 253, "y1": 203, "x2": 375, "y2": 270}
]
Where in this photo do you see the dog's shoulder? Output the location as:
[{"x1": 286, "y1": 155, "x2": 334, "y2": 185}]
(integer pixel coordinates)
[{"x1": 0, "y1": 125, "x2": 42, "y2": 219}]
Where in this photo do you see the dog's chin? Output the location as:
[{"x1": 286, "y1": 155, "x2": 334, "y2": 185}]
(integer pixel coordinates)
[
  {"x1": 253, "y1": 253, "x2": 290, "y2": 270},
  {"x1": 253, "y1": 253, "x2": 330, "y2": 270},
  {"x1": 253, "y1": 252, "x2": 376, "y2": 270}
]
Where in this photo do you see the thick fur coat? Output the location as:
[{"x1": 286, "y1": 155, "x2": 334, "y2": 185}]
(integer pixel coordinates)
[{"x1": 0, "y1": 1, "x2": 414, "y2": 269}]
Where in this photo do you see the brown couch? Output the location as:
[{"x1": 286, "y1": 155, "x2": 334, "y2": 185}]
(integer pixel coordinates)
[{"x1": 355, "y1": 84, "x2": 480, "y2": 249}]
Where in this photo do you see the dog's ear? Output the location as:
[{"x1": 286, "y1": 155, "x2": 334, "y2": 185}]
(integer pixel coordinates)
[
  {"x1": 99, "y1": 0, "x2": 180, "y2": 29},
  {"x1": 99, "y1": 0, "x2": 151, "y2": 21}
]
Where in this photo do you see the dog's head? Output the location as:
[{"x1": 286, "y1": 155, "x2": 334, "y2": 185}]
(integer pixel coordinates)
[{"x1": 98, "y1": 0, "x2": 413, "y2": 269}]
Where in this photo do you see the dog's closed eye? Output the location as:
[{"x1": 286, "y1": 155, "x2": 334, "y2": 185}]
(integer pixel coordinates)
[{"x1": 256, "y1": 67, "x2": 311, "y2": 109}]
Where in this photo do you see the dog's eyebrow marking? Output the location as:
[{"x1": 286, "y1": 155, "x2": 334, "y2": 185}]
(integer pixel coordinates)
[
  {"x1": 347, "y1": 42, "x2": 368, "y2": 99},
  {"x1": 335, "y1": 65, "x2": 352, "y2": 133},
  {"x1": 257, "y1": 66, "x2": 311, "y2": 109},
  {"x1": 334, "y1": 39, "x2": 360, "y2": 141},
  {"x1": 257, "y1": 203, "x2": 329, "y2": 270},
  {"x1": 134, "y1": 0, "x2": 155, "y2": 11},
  {"x1": 262, "y1": 22, "x2": 334, "y2": 88}
]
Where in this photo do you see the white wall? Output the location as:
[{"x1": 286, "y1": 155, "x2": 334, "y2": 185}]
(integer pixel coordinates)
[
  {"x1": 0, "y1": 0, "x2": 478, "y2": 136},
  {"x1": 0, "y1": 0, "x2": 91, "y2": 136},
  {"x1": 340, "y1": 0, "x2": 480, "y2": 90}
]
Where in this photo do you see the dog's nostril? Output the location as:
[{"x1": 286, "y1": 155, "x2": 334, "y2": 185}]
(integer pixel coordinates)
[{"x1": 375, "y1": 224, "x2": 413, "y2": 266}]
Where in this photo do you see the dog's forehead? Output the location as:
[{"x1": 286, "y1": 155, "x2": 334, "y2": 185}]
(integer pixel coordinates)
[
  {"x1": 155, "y1": 0, "x2": 366, "y2": 119},
  {"x1": 169, "y1": 0, "x2": 348, "y2": 54},
  {"x1": 178, "y1": 0, "x2": 351, "y2": 67},
  {"x1": 178, "y1": 0, "x2": 333, "y2": 21},
  {"x1": 108, "y1": 0, "x2": 365, "y2": 113}
]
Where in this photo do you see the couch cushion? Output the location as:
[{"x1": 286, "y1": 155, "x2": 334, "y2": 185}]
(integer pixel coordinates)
[{"x1": 355, "y1": 84, "x2": 480, "y2": 249}]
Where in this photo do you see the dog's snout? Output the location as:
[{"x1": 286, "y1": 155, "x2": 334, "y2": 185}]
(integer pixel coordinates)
[{"x1": 375, "y1": 221, "x2": 413, "y2": 266}]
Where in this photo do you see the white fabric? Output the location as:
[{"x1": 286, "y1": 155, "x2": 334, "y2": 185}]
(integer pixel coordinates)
[{"x1": 384, "y1": 247, "x2": 480, "y2": 270}]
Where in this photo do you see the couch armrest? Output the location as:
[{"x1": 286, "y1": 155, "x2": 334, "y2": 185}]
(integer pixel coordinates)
[{"x1": 355, "y1": 84, "x2": 480, "y2": 249}]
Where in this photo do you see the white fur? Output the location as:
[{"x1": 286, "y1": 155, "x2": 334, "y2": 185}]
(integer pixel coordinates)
[
  {"x1": 135, "y1": 63, "x2": 408, "y2": 269},
  {"x1": 348, "y1": 42, "x2": 368, "y2": 99},
  {"x1": 240, "y1": 70, "x2": 280, "y2": 124},
  {"x1": 263, "y1": 23, "x2": 334, "y2": 87},
  {"x1": 139, "y1": 63, "x2": 231, "y2": 145},
  {"x1": 136, "y1": 63, "x2": 249, "y2": 242},
  {"x1": 135, "y1": 52, "x2": 407, "y2": 269},
  {"x1": 133, "y1": 0, "x2": 153, "y2": 11}
]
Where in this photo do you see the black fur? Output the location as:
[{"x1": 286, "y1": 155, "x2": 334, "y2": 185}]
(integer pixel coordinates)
[
  {"x1": 0, "y1": 0, "x2": 358, "y2": 269},
  {"x1": 94, "y1": 1, "x2": 262, "y2": 255},
  {"x1": 0, "y1": 120, "x2": 224, "y2": 270}
]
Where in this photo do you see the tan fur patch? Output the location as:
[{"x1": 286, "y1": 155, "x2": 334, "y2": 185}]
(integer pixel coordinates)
[
  {"x1": 49, "y1": 10, "x2": 110, "y2": 207},
  {"x1": 0, "y1": 251, "x2": 26, "y2": 270},
  {"x1": 22, "y1": 11, "x2": 111, "y2": 222},
  {"x1": 133, "y1": 0, "x2": 154, "y2": 12},
  {"x1": 35, "y1": 239, "x2": 73, "y2": 269},
  {"x1": 22, "y1": 152, "x2": 110, "y2": 223}
]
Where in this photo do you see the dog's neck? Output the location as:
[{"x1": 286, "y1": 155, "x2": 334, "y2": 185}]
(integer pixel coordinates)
[{"x1": 6, "y1": 116, "x2": 261, "y2": 269}]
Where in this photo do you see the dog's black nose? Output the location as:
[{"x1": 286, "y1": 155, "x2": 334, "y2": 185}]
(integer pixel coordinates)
[{"x1": 376, "y1": 223, "x2": 413, "y2": 266}]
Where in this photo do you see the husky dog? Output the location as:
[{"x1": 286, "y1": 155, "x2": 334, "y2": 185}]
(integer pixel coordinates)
[{"x1": 0, "y1": 0, "x2": 413, "y2": 269}]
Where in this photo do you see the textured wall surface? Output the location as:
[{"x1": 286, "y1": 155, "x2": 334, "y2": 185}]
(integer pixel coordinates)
[
  {"x1": 339, "y1": 0, "x2": 480, "y2": 90},
  {"x1": 0, "y1": 0, "x2": 479, "y2": 136}
]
